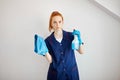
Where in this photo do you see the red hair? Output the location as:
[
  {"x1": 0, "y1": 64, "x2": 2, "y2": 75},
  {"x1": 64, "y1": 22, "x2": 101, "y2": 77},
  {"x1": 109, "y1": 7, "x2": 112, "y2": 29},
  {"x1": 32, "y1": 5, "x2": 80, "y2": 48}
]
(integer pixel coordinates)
[{"x1": 49, "y1": 11, "x2": 64, "y2": 32}]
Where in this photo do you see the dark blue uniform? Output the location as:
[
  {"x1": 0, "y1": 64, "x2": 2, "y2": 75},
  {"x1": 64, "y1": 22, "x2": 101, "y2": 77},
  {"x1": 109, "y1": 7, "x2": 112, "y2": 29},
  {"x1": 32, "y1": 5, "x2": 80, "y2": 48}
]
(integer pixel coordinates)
[{"x1": 45, "y1": 30, "x2": 79, "y2": 80}]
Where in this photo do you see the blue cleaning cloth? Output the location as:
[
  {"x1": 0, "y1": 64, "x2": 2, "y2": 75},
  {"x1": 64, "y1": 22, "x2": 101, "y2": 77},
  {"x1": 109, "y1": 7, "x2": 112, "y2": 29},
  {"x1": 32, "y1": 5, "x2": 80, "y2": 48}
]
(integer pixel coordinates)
[{"x1": 34, "y1": 34, "x2": 48, "y2": 56}]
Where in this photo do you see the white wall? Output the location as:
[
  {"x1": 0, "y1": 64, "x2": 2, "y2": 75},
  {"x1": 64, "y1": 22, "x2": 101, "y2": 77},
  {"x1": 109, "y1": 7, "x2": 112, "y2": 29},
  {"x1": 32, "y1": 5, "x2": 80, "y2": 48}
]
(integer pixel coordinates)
[
  {"x1": 0, "y1": 0, "x2": 120, "y2": 80},
  {"x1": 90, "y1": 0, "x2": 120, "y2": 22},
  {"x1": 95, "y1": 0, "x2": 120, "y2": 18}
]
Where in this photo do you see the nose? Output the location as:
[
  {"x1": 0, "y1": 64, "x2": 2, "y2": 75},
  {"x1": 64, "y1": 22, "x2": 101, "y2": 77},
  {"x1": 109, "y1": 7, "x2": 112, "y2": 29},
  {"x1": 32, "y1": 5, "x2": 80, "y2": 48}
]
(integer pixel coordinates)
[{"x1": 56, "y1": 22, "x2": 59, "y2": 26}]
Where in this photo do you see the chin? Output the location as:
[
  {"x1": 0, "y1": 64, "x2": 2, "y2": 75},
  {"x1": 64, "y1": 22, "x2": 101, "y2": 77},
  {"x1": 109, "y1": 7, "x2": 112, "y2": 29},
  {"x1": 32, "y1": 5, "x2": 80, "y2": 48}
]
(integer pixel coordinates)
[{"x1": 57, "y1": 28, "x2": 62, "y2": 31}]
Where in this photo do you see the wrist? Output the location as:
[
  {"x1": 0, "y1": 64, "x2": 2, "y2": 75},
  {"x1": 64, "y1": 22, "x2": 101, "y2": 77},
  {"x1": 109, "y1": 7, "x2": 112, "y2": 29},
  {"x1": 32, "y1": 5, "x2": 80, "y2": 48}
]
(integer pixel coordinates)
[{"x1": 45, "y1": 53, "x2": 52, "y2": 63}]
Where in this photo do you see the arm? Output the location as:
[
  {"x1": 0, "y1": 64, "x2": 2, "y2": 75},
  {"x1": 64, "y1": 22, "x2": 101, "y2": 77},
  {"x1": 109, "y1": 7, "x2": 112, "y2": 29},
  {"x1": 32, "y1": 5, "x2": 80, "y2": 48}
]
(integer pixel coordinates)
[
  {"x1": 45, "y1": 52, "x2": 52, "y2": 63},
  {"x1": 77, "y1": 44, "x2": 84, "y2": 54},
  {"x1": 34, "y1": 34, "x2": 52, "y2": 63}
]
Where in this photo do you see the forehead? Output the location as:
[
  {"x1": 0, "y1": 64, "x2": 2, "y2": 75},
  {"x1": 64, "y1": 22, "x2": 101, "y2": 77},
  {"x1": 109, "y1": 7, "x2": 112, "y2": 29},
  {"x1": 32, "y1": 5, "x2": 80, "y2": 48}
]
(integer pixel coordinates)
[{"x1": 52, "y1": 16, "x2": 62, "y2": 21}]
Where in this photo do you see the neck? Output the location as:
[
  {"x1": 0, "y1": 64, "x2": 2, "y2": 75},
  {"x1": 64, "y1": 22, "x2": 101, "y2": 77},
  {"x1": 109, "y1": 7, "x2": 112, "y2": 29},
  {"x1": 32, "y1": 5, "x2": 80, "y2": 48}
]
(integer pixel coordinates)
[
  {"x1": 54, "y1": 29, "x2": 63, "y2": 39},
  {"x1": 54, "y1": 29, "x2": 62, "y2": 35}
]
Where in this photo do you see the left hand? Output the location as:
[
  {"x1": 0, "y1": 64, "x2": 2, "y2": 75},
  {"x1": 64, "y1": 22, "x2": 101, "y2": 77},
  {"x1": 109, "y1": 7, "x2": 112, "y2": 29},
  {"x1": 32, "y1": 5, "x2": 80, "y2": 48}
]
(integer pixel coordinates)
[{"x1": 72, "y1": 29, "x2": 83, "y2": 45}]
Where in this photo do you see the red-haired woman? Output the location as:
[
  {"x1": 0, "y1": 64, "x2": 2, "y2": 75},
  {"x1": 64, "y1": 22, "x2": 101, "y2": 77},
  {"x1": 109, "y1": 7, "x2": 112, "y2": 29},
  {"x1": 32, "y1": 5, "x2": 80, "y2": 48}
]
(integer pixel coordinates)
[{"x1": 44, "y1": 11, "x2": 84, "y2": 80}]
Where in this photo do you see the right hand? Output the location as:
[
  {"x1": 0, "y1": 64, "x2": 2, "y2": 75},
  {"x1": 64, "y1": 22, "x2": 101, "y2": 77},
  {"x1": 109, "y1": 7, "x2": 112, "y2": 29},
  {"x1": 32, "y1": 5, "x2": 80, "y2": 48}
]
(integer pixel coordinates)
[{"x1": 34, "y1": 34, "x2": 48, "y2": 56}]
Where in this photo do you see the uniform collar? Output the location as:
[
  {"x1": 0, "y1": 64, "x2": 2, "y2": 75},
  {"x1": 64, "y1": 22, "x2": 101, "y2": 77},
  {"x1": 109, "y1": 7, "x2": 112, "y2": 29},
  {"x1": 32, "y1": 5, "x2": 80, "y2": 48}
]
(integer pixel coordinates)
[{"x1": 51, "y1": 30, "x2": 66, "y2": 43}]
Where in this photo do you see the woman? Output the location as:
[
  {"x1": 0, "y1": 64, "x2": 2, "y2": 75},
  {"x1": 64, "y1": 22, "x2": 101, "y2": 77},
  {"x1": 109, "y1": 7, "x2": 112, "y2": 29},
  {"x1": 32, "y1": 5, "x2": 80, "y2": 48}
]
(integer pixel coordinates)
[
  {"x1": 34, "y1": 11, "x2": 84, "y2": 80},
  {"x1": 44, "y1": 11, "x2": 84, "y2": 80}
]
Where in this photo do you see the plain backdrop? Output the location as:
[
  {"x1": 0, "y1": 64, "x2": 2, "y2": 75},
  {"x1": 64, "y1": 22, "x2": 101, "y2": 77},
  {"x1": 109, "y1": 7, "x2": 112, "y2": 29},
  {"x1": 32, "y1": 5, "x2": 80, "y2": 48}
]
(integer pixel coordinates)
[{"x1": 0, "y1": 0, "x2": 120, "y2": 80}]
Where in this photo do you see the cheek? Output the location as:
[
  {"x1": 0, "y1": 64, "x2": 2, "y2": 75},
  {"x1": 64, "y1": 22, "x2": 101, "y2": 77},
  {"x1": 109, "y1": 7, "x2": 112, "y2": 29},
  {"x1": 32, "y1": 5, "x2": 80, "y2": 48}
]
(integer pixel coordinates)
[
  {"x1": 52, "y1": 23, "x2": 56, "y2": 27},
  {"x1": 60, "y1": 22, "x2": 63, "y2": 27},
  {"x1": 51, "y1": 23, "x2": 57, "y2": 30}
]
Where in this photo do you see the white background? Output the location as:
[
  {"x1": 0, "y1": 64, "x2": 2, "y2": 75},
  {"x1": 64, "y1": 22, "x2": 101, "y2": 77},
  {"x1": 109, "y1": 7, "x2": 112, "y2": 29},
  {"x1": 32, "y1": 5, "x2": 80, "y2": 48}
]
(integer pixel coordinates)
[{"x1": 0, "y1": 0, "x2": 120, "y2": 80}]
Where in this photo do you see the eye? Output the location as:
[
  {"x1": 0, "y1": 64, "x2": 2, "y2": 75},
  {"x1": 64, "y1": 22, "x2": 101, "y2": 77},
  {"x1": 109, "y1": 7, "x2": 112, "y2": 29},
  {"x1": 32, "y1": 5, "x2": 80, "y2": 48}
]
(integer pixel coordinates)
[
  {"x1": 59, "y1": 21, "x2": 61, "y2": 23},
  {"x1": 53, "y1": 21, "x2": 57, "y2": 24}
]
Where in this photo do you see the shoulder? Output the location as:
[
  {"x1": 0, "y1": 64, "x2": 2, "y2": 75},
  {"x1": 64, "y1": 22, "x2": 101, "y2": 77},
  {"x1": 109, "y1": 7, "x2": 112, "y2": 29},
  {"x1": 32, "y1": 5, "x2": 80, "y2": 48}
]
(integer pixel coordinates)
[
  {"x1": 63, "y1": 30, "x2": 71, "y2": 35},
  {"x1": 63, "y1": 30, "x2": 74, "y2": 40},
  {"x1": 45, "y1": 32, "x2": 54, "y2": 43}
]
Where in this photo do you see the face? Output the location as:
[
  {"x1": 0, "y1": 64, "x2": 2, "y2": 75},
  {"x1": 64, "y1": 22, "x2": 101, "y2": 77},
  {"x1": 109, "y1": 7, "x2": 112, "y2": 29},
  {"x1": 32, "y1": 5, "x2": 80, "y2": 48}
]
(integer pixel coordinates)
[{"x1": 51, "y1": 16, "x2": 63, "y2": 31}]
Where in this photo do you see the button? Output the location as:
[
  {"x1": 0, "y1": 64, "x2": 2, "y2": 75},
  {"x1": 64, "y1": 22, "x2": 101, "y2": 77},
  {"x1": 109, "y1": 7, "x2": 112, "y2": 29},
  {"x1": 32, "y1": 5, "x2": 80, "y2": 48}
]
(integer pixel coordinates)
[
  {"x1": 60, "y1": 43, "x2": 62, "y2": 46},
  {"x1": 64, "y1": 68, "x2": 66, "y2": 71},
  {"x1": 61, "y1": 52, "x2": 63, "y2": 54},
  {"x1": 62, "y1": 60, "x2": 64, "y2": 63}
]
